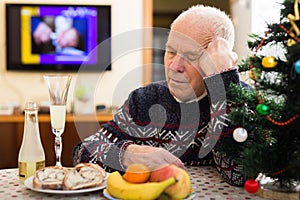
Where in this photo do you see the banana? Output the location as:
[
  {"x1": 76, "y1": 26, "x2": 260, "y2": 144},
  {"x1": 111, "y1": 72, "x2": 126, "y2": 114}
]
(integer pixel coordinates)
[{"x1": 107, "y1": 171, "x2": 176, "y2": 200}]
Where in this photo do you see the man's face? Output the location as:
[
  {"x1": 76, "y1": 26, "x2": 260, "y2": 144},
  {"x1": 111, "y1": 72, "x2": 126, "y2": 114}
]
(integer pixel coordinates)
[{"x1": 164, "y1": 30, "x2": 208, "y2": 102}]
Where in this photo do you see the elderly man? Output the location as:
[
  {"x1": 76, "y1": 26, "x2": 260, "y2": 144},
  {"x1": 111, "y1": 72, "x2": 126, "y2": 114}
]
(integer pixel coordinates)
[{"x1": 73, "y1": 5, "x2": 243, "y2": 186}]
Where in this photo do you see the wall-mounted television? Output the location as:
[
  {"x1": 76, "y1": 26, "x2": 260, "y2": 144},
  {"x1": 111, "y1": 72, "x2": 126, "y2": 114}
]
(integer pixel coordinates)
[{"x1": 5, "y1": 3, "x2": 111, "y2": 71}]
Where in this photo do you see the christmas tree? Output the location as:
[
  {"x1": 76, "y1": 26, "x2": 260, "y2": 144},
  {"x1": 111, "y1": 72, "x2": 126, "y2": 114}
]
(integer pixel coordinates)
[{"x1": 218, "y1": 0, "x2": 300, "y2": 191}]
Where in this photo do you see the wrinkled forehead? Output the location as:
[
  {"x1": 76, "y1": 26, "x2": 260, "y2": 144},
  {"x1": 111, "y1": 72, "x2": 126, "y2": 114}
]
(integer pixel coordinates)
[{"x1": 166, "y1": 30, "x2": 206, "y2": 52}]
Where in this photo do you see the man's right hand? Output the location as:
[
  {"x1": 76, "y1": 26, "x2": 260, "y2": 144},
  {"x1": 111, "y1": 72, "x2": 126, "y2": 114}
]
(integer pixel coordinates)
[{"x1": 122, "y1": 144, "x2": 184, "y2": 170}]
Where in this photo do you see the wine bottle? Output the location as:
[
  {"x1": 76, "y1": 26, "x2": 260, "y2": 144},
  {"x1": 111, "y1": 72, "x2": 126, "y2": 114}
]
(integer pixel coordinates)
[{"x1": 18, "y1": 102, "x2": 45, "y2": 182}]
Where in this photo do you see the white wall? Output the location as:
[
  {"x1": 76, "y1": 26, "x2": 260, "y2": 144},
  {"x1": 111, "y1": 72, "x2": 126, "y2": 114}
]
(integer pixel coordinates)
[
  {"x1": 231, "y1": 0, "x2": 283, "y2": 62},
  {"x1": 0, "y1": 0, "x2": 144, "y2": 111},
  {"x1": 231, "y1": 0, "x2": 283, "y2": 82}
]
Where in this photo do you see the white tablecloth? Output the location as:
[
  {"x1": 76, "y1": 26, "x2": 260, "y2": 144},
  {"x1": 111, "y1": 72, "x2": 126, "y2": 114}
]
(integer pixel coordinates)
[{"x1": 0, "y1": 166, "x2": 267, "y2": 199}]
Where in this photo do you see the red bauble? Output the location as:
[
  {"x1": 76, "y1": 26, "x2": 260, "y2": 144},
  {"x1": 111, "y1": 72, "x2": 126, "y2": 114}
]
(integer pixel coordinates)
[{"x1": 244, "y1": 179, "x2": 259, "y2": 193}]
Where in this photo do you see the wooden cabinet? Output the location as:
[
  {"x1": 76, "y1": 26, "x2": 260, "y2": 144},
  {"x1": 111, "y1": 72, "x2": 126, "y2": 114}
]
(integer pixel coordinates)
[{"x1": 0, "y1": 113, "x2": 112, "y2": 169}]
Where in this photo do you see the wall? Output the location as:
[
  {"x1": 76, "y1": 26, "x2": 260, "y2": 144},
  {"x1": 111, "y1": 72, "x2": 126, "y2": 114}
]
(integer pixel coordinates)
[
  {"x1": 231, "y1": 0, "x2": 283, "y2": 62},
  {"x1": 0, "y1": 0, "x2": 144, "y2": 111},
  {"x1": 230, "y1": 0, "x2": 283, "y2": 82}
]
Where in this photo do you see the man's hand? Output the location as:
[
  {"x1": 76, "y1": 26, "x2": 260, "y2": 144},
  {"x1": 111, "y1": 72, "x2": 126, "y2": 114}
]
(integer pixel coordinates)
[
  {"x1": 199, "y1": 37, "x2": 238, "y2": 77},
  {"x1": 122, "y1": 144, "x2": 184, "y2": 170}
]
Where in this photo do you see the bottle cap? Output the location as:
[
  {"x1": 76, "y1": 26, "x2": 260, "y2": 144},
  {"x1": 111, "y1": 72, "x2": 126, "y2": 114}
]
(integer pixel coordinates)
[{"x1": 25, "y1": 102, "x2": 38, "y2": 110}]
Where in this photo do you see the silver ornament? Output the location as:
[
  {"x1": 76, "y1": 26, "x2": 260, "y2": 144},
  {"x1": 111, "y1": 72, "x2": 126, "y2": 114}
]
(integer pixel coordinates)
[{"x1": 233, "y1": 127, "x2": 248, "y2": 142}]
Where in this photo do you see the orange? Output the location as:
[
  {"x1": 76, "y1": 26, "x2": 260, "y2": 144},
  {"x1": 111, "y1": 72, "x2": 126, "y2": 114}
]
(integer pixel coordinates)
[{"x1": 123, "y1": 163, "x2": 151, "y2": 183}]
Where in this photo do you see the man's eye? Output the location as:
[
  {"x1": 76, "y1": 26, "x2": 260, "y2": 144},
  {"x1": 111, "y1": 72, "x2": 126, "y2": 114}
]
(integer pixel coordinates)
[
  {"x1": 166, "y1": 50, "x2": 176, "y2": 56},
  {"x1": 185, "y1": 54, "x2": 198, "y2": 62}
]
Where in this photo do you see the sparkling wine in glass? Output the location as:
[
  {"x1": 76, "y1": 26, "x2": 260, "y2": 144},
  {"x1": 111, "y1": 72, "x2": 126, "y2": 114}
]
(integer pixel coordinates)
[{"x1": 44, "y1": 75, "x2": 71, "y2": 166}]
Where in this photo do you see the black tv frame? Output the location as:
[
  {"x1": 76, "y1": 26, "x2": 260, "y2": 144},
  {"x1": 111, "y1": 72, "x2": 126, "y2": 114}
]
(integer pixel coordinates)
[{"x1": 5, "y1": 3, "x2": 111, "y2": 72}]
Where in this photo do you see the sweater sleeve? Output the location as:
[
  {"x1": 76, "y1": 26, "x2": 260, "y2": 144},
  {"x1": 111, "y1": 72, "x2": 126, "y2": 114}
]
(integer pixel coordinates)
[
  {"x1": 72, "y1": 98, "x2": 138, "y2": 173},
  {"x1": 72, "y1": 127, "x2": 135, "y2": 173},
  {"x1": 203, "y1": 68, "x2": 240, "y2": 104},
  {"x1": 203, "y1": 68, "x2": 246, "y2": 186},
  {"x1": 199, "y1": 68, "x2": 240, "y2": 157}
]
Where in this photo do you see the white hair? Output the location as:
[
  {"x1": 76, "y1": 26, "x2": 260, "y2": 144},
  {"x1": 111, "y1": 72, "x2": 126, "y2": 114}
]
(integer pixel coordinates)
[{"x1": 171, "y1": 5, "x2": 235, "y2": 49}]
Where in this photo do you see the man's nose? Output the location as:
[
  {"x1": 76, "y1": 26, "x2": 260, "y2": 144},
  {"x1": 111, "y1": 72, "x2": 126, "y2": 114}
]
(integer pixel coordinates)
[{"x1": 169, "y1": 54, "x2": 185, "y2": 72}]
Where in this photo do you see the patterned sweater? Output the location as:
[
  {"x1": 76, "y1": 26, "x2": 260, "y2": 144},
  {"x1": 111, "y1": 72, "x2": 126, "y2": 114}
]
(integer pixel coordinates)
[{"x1": 73, "y1": 69, "x2": 245, "y2": 186}]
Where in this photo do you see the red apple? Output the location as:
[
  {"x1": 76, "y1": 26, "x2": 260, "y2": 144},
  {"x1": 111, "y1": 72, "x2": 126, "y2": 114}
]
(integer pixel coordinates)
[{"x1": 150, "y1": 164, "x2": 191, "y2": 199}]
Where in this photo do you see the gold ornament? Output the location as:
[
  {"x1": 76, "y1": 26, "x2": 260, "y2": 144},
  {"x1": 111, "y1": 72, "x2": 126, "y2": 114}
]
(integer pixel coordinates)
[
  {"x1": 287, "y1": 38, "x2": 297, "y2": 46},
  {"x1": 262, "y1": 56, "x2": 277, "y2": 68},
  {"x1": 287, "y1": 0, "x2": 300, "y2": 46}
]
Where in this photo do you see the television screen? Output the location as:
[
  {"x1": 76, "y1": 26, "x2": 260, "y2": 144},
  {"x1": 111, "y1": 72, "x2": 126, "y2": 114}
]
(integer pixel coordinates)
[{"x1": 6, "y1": 4, "x2": 111, "y2": 71}]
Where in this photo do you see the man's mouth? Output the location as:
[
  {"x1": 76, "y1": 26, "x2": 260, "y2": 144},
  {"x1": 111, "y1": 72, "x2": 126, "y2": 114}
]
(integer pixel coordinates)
[{"x1": 170, "y1": 78, "x2": 188, "y2": 84}]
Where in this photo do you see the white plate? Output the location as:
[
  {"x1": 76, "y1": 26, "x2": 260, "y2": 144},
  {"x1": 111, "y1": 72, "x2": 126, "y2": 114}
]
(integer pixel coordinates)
[
  {"x1": 24, "y1": 175, "x2": 108, "y2": 194},
  {"x1": 103, "y1": 189, "x2": 119, "y2": 200},
  {"x1": 103, "y1": 189, "x2": 196, "y2": 200}
]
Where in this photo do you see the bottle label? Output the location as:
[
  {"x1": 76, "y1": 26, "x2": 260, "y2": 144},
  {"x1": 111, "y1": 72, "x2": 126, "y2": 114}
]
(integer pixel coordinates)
[
  {"x1": 36, "y1": 160, "x2": 45, "y2": 170},
  {"x1": 18, "y1": 160, "x2": 45, "y2": 179},
  {"x1": 18, "y1": 162, "x2": 26, "y2": 178}
]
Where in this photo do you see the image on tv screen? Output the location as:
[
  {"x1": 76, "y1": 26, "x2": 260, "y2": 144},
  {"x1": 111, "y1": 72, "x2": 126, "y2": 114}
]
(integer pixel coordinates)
[{"x1": 22, "y1": 6, "x2": 97, "y2": 65}]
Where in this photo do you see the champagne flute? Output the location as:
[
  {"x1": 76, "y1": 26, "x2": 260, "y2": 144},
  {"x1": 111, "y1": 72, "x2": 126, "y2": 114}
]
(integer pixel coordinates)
[{"x1": 44, "y1": 75, "x2": 71, "y2": 166}]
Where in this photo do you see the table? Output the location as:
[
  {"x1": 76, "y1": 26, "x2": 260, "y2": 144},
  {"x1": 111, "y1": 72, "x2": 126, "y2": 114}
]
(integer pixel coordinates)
[{"x1": 0, "y1": 166, "x2": 268, "y2": 200}]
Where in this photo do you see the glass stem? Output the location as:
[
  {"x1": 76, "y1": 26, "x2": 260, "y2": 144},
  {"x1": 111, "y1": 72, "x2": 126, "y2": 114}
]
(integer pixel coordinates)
[{"x1": 55, "y1": 135, "x2": 62, "y2": 167}]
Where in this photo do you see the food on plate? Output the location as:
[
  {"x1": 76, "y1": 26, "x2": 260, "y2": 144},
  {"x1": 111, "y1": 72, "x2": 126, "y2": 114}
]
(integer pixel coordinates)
[
  {"x1": 123, "y1": 163, "x2": 151, "y2": 183},
  {"x1": 63, "y1": 163, "x2": 106, "y2": 190},
  {"x1": 33, "y1": 166, "x2": 68, "y2": 190},
  {"x1": 149, "y1": 164, "x2": 191, "y2": 199},
  {"x1": 107, "y1": 171, "x2": 176, "y2": 200},
  {"x1": 32, "y1": 163, "x2": 106, "y2": 190}
]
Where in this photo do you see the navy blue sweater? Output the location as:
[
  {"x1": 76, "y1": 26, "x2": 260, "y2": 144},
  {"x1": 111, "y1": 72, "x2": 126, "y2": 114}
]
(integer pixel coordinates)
[{"x1": 73, "y1": 69, "x2": 245, "y2": 186}]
